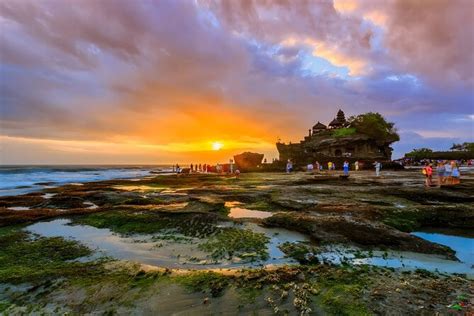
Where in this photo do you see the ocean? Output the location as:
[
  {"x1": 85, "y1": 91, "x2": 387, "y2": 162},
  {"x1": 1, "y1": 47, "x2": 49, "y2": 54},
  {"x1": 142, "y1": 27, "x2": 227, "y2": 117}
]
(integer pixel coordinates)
[{"x1": 0, "y1": 165, "x2": 173, "y2": 196}]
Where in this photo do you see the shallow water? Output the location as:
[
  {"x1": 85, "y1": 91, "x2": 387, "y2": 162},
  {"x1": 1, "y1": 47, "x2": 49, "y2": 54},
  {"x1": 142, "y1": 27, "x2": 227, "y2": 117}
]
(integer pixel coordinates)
[
  {"x1": 315, "y1": 230, "x2": 474, "y2": 277},
  {"x1": 7, "y1": 206, "x2": 31, "y2": 211},
  {"x1": 24, "y1": 220, "x2": 474, "y2": 276},
  {"x1": 42, "y1": 193, "x2": 56, "y2": 199},
  {"x1": 27, "y1": 219, "x2": 309, "y2": 269},
  {"x1": 0, "y1": 165, "x2": 173, "y2": 196},
  {"x1": 83, "y1": 201, "x2": 99, "y2": 210},
  {"x1": 228, "y1": 208, "x2": 272, "y2": 219},
  {"x1": 412, "y1": 230, "x2": 474, "y2": 265},
  {"x1": 225, "y1": 201, "x2": 273, "y2": 219}
]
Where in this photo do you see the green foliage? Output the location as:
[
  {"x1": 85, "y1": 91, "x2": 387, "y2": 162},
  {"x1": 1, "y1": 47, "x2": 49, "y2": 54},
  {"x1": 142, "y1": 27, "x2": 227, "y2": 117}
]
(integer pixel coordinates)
[
  {"x1": 405, "y1": 148, "x2": 474, "y2": 160},
  {"x1": 199, "y1": 228, "x2": 269, "y2": 261},
  {"x1": 348, "y1": 112, "x2": 399, "y2": 142},
  {"x1": 332, "y1": 127, "x2": 356, "y2": 138},
  {"x1": 450, "y1": 142, "x2": 474, "y2": 152}
]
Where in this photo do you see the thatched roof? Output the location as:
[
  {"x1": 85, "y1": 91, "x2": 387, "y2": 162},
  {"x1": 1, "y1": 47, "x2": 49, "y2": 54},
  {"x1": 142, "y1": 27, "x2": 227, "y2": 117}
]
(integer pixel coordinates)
[
  {"x1": 312, "y1": 121, "x2": 327, "y2": 130},
  {"x1": 329, "y1": 118, "x2": 342, "y2": 126}
]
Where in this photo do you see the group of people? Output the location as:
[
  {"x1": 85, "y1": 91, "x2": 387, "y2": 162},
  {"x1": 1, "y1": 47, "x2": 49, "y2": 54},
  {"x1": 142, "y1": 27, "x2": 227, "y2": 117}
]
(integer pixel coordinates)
[
  {"x1": 173, "y1": 163, "x2": 210, "y2": 174},
  {"x1": 423, "y1": 160, "x2": 461, "y2": 187},
  {"x1": 294, "y1": 160, "x2": 382, "y2": 177}
]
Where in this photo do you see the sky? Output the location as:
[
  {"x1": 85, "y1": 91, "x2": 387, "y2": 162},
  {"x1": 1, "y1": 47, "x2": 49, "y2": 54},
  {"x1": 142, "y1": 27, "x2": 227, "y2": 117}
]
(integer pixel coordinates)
[{"x1": 1, "y1": 0, "x2": 473, "y2": 164}]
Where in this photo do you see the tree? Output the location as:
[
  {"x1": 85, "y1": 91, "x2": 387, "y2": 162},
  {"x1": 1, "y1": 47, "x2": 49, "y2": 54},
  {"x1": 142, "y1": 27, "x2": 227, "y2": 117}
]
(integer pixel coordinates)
[
  {"x1": 451, "y1": 142, "x2": 474, "y2": 151},
  {"x1": 405, "y1": 148, "x2": 433, "y2": 160},
  {"x1": 450, "y1": 143, "x2": 463, "y2": 151},
  {"x1": 464, "y1": 142, "x2": 474, "y2": 151},
  {"x1": 348, "y1": 112, "x2": 400, "y2": 143}
]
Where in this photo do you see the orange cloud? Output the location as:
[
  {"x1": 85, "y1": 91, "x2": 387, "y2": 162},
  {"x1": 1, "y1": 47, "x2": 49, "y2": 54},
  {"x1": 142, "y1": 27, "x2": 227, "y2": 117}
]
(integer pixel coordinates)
[{"x1": 281, "y1": 37, "x2": 368, "y2": 76}]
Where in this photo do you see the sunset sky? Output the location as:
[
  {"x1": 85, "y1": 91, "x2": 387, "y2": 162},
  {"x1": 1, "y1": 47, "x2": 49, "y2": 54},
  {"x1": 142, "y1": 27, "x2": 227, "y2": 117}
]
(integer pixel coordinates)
[{"x1": 1, "y1": 0, "x2": 473, "y2": 164}]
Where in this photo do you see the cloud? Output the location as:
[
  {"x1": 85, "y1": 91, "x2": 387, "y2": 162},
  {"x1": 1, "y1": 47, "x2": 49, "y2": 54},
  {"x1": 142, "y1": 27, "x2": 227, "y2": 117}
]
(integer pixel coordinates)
[{"x1": 0, "y1": 0, "x2": 472, "y2": 163}]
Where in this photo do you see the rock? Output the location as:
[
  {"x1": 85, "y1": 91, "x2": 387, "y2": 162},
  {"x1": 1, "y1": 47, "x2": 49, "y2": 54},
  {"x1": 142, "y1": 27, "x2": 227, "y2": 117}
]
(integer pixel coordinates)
[{"x1": 233, "y1": 152, "x2": 264, "y2": 171}]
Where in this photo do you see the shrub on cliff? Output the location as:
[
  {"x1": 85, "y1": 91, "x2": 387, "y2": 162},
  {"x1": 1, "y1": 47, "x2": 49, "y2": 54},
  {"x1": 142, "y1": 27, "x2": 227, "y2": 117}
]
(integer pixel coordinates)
[
  {"x1": 348, "y1": 112, "x2": 400, "y2": 143},
  {"x1": 332, "y1": 127, "x2": 356, "y2": 138}
]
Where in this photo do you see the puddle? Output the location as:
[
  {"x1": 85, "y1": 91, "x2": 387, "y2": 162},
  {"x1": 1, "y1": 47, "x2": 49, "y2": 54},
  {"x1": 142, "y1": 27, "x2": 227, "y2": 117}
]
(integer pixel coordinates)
[
  {"x1": 27, "y1": 219, "x2": 309, "y2": 269},
  {"x1": 314, "y1": 230, "x2": 474, "y2": 278},
  {"x1": 229, "y1": 208, "x2": 273, "y2": 219},
  {"x1": 225, "y1": 202, "x2": 273, "y2": 219},
  {"x1": 245, "y1": 223, "x2": 309, "y2": 264},
  {"x1": 394, "y1": 203, "x2": 407, "y2": 209},
  {"x1": 83, "y1": 201, "x2": 99, "y2": 210},
  {"x1": 25, "y1": 219, "x2": 473, "y2": 276},
  {"x1": 412, "y1": 230, "x2": 474, "y2": 265},
  {"x1": 42, "y1": 193, "x2": 56, "y2": 199},
  {"x1": 225, "y1": 201, "x2": 273, "y2": 219},
  {"x1": 7, "y1": 206, "x2": 31, "y2": 211},
  {"x1": 113, "y1": 185, "x2": 160, "y2": 192}
]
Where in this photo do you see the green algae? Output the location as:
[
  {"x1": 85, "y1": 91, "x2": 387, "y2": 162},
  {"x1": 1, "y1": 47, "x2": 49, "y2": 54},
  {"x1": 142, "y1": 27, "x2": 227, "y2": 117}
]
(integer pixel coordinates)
[
  {"x1": 199, "y1": 227, "x2": 270, "y2": 261},
  {"x1": 175, "y1": 271, "x2": 229, "y2": 297},
  {"x1": 278, "y1": 241, "x2": 321, "y2": 264},
  {"x1": 0, "y1": 228, "x2": 101, "y2": 284},
  {"x1": 73, "y1": 210, "x2": 222, "y2": 237},
  {"x1": 319, "y1": 284, "x2": 371, "y2": 315}
]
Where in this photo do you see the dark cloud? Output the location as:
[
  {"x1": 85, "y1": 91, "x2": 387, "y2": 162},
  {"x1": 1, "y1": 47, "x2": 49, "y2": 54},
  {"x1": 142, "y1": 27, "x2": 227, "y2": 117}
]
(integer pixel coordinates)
[
  {"x1": 384, "y1": 0, "x2": 474, "y2": 88},
  {"x1": 0, "y1": 0, "x2": 472, "y2": 163}
]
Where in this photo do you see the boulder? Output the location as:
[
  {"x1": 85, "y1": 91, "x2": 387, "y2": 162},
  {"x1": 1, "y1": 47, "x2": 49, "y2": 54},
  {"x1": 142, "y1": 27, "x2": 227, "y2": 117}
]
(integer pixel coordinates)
[{"x1": 234, "y1": 152, "x2": 264, "y2": 171}]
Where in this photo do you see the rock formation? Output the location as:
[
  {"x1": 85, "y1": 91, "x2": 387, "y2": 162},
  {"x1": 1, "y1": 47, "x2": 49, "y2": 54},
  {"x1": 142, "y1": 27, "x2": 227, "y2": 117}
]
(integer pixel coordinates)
[
  {"x1": 276, "y1": 110, "x2": 398, "y2": 165},
  {"x1": 234, "y1": 152, "x2": 264, "y2": 171}
]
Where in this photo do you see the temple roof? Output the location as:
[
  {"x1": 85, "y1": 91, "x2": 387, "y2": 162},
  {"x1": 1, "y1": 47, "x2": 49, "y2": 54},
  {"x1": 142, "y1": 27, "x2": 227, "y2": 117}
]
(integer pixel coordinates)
[
  {"x1": 329, "y1": 118, "x2": 342, "y2": 126},
  {"x1": 312, "y1": 121, "x2": 327, "y2": 130}
]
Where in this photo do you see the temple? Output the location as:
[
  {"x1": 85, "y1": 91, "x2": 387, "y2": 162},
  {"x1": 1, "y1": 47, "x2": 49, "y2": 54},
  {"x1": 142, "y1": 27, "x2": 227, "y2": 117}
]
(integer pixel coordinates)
[{"x1": 276, "y1": 110, "x2": 395, "y2": 164}]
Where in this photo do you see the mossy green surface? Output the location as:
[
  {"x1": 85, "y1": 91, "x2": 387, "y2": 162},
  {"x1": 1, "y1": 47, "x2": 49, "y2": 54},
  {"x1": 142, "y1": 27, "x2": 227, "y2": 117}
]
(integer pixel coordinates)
[
  {"x1": 175, "y1": 271, "x2": 229, "y2": 297},
  {"x1": 0, "y1": 229, "x2": 101, "y2": 284},
  {"x1": 199, "y1": 228, "x2": 269, "y2": 261},
  {"x1": 332, "y1": 127, "x2": 357, "y2": 138},
  {"x1": 73, "y1": 210, "x2": 221, "y2": 237},
  {"x1": 279, "y1": 241, "x2": 320, "y2": 264}
]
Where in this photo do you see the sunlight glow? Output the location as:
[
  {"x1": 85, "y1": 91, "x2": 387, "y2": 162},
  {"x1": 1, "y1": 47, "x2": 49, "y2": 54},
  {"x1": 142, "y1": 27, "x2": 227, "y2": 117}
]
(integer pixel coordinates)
[{"x1": 211, "y1": 141, "x2": 223, "y2": 151}]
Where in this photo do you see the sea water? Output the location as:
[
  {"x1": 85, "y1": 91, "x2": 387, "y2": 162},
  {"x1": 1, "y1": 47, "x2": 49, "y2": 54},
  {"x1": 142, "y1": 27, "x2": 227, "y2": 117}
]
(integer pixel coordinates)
[{"x1": 0, "y1": 165, "x2": 172, "y2": 196}]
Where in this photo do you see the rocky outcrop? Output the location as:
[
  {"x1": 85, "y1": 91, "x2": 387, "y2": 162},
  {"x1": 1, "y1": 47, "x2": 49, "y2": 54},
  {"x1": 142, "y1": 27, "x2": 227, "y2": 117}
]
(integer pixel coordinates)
[
  {"x1": 263, "y1": 212, "x2": 457, "y2": 259},
  {"x1": 234, "y1": 152, "x2": 264, "y2": 171}
]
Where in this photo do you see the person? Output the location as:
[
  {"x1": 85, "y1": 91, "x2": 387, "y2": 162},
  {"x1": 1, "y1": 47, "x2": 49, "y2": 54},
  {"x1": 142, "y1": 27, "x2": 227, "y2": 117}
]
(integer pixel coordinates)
[
  {"x1": 315, "y1": 161, "x2": 320, "y2": 172},
  {"x1": 235, "y1": 169, "x2": 241, "y2": 177},
  {"x1": 198, "y1": 164, "x2": 202, "y2": 172},
  {"x1": 307, "y1": 163, "x2": 314, "y2": 172},
  {"x1": 343, "y1": 161, "x2": 349, "y2": 176},
  {"x1": 444, "y1": 160, "x2": 453, "y2": 184},
  {"x1": 354, "y1": 160, "x2": 359, "y2": 171},
  {"x1": 423, "y1": 163, "x2": 433, "y2": 187},
  {"x1": 328, "y1": 161, "x2": 332, "y2": 171},
  {"x1": 373, "y1": 161, "x2": 381, "y2": 177},
  {"x1": 436, "y1": 161, "x2": 445, "y2": 187},
  {"x1": 176, "y1": 164, "x2": 181, "y2": 174},
  {"x1": 286, "y1": 159, "x2": 293, "y2": 173},
  {"x1": 451, "y1": 162, "x2": 461, "y2": 184},
  {"x1": 190, "y1": 164, "x2": 193, "y2": 173},
  {"x1": 332, "y1": 162, "x2": 336, "y2": 170}
]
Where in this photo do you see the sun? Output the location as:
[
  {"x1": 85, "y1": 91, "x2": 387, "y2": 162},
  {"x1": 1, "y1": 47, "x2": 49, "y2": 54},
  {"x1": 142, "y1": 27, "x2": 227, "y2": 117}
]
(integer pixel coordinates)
[{"x1": 211, "y1": 141, "x2": 223, "y2": 151}]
